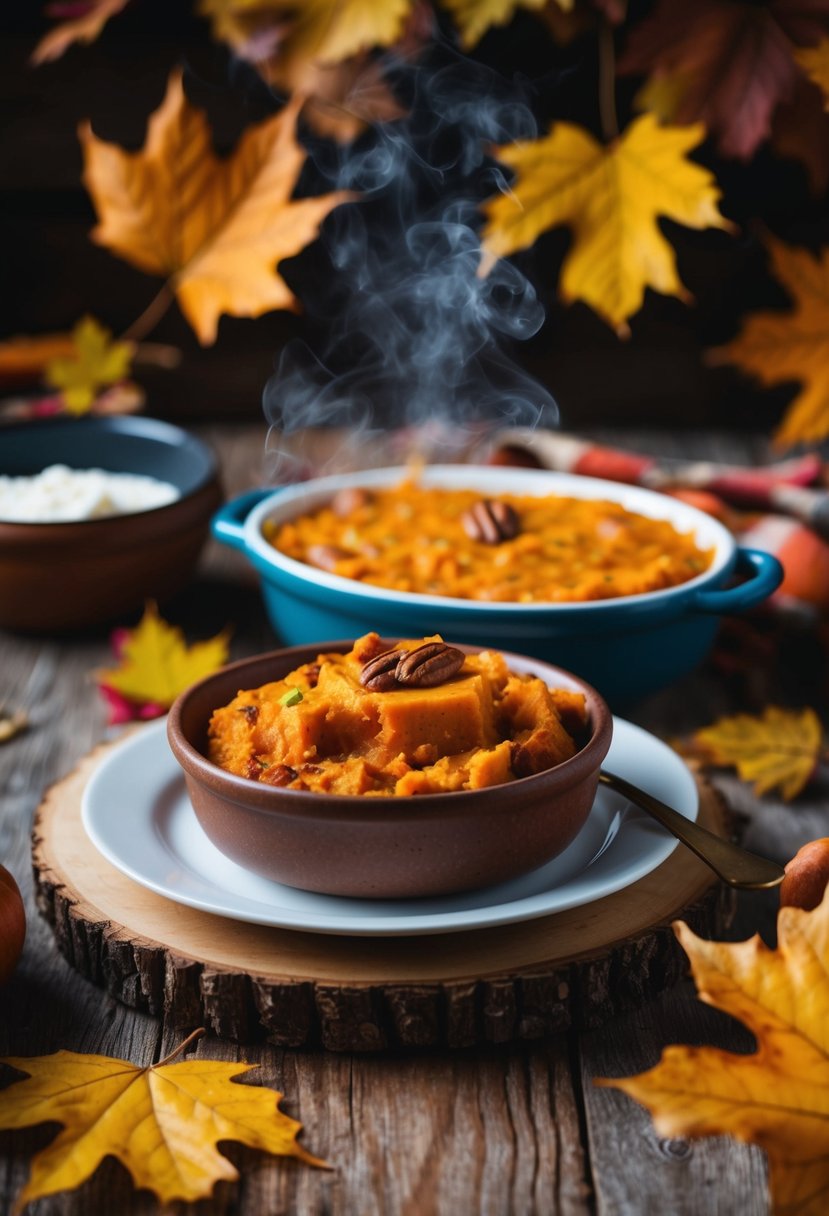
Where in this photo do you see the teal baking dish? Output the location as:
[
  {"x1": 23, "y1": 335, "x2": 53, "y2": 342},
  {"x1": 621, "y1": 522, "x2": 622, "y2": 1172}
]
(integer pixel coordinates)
[{"x1": 212, "y1": 465, "x2": 782, "y2": 704}]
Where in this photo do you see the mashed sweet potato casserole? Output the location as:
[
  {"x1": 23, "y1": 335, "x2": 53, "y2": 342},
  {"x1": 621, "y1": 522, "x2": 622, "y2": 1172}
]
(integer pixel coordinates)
[
  {"x1": 208, "y1": 633, "x2": 587, "y2": 796},
  {"x1": 268, "y1": 482, "x2": 713, "y2": 602}
]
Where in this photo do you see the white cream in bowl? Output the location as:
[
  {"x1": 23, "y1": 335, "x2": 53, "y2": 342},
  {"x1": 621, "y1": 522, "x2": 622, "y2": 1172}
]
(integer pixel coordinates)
[{"x1": 0, "y1": 464, "x2": 180, "y2": 523}]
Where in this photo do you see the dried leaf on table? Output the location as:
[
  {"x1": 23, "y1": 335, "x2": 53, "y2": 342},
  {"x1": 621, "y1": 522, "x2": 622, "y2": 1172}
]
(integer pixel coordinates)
[
  {"x1": 678, "y1": 705, "x2": 823, "y2": 801},
  {"x1": 31, "y1": 0, "x2": 130, "y2": 65},
  {"x1": 79, "y1": 71, "x2": 355, "y2": 343},
  {"x1": 597, "y1": 889, "x2": 829, "y2": 1216},
  {"x1": 619, "y1": 0, "x2": 829, "y2": 160},
  {"x1": 95, "y1": 602, "x2": 230, "y2": 723},
  {"x1": 480, "y1": 114, "x2": 730, "y2": 335},
  {"x1": 709, "y1": 236, "x2": 829, "y2": 447},
  {"x1": 0, "y1": 1030, "x2": 325, "y2": 1210},
  {"x1": 42, "y1": 316, "x2": 133, "y2": 415},
  {"x1": 440, "y1": 0, "x2": 565, "y2": 49}
]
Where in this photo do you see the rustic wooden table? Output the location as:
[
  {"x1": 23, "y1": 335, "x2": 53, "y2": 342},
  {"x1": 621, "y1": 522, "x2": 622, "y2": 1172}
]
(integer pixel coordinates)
[{"x1": 2, "y1": 425, "x2": 826, "y2": 1215}]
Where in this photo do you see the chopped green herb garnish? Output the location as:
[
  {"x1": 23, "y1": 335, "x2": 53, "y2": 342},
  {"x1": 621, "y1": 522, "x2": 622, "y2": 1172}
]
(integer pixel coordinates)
[{"x1": 279, "y1": 687, "x2": 303, "y2": 707}]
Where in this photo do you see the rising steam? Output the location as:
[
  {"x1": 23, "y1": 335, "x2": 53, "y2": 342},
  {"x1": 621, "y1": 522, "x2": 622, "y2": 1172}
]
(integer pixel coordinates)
[{"x1": 262, "y1": 53, "x2": 558, "y2": 480}]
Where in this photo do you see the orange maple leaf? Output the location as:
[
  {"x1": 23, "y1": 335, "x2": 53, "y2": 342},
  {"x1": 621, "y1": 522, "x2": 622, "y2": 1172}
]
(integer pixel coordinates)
[
  {"x1": 0, "y1": 1030, "x2": 325, "y2": 1209},
  {"x1": 597, "y1": 890, "x2": 829, "y2": 1216},
  {"x1": 79, "y1": 70, "x2": 354, "y2": 343},
  {"x1": 480, "y1": 113, "x2": 730, "y2": 334},
  {"x1": 711, "y1": 236, "x2": 829, "y2": 447}
]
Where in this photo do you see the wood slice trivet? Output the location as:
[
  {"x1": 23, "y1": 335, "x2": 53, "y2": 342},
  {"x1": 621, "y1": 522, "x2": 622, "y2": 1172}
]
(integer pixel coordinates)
[{"x1": 33, "y1": 739, "x2": 734, "y2": 1052}]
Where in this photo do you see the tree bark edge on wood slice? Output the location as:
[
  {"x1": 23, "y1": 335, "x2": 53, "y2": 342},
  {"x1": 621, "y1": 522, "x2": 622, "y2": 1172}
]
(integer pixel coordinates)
[{"x1": 32, "y1": 739, "x2": 736, "y2": 1051}]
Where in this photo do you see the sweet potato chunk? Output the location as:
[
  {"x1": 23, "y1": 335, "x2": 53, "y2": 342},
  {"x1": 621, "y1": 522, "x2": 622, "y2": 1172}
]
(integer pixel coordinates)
[{"x1": 207, "y1": 634, "x2": 585, "y2": 796}]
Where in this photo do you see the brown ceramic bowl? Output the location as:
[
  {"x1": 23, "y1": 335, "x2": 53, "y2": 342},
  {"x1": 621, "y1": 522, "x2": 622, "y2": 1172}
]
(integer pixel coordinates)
[
  {"x1": 0, "y1": 416, "x2": 222, "y2": 632},
  {"x1": 167, "y1": 641, "x2": 613, "y2": 899}
]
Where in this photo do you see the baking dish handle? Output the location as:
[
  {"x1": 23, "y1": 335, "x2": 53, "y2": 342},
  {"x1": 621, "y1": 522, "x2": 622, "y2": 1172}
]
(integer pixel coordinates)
[
  {"x1": 690, "y1": 547, "x2": 783, "y2": 615},
  {"x1": 212, "y1": 488, "x2": 279, "y2": 552}
]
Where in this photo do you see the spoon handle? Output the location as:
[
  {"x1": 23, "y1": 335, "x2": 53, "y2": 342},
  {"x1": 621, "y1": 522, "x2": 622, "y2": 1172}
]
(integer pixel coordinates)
[{"x1": 598, "y1": 770, "x2": 785, "y2": 891}]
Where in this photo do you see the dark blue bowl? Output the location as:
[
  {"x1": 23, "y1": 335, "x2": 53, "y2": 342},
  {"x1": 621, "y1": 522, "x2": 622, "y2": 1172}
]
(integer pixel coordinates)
[
  {"x1": 213, "y1": 465, "x2": 783, "y2": 705},
  {"x1": 0, "y1": 415, "x2": 215, "y2": 493}
]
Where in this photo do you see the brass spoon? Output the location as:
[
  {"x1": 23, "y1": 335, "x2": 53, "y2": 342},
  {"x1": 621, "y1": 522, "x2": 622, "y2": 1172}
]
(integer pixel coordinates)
[{"x1": 598, "y1": 770, "x2": 785, "y2": 891}]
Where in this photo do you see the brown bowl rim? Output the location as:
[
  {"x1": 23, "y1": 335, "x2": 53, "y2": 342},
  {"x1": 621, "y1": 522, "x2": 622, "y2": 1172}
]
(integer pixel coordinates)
[
  {"x1": 0, "y1": 416, "x2": 220, "y2": 538},
  {"x1": 167, "y1": 639, "x2": 613, "y2": 822}
]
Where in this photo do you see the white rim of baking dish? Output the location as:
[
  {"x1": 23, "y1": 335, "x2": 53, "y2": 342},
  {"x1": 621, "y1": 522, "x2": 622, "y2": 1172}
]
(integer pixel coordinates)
[{"x1": 240, "y1": 464, "x2": 737, "y2": 615}]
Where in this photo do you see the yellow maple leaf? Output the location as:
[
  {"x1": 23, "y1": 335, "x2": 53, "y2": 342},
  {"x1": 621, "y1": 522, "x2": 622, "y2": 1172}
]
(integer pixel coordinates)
[
  {"x1": 0, "y1": 1030, "x2": 325, "y2": 1209},
  {"x1": 79, "y1": 70, "x2": 354, "y2": 344},
  {"x1": 597, "y1": 892, "x2": 829, "y2": 1216},
  {"x1": 31, "y1": 0, "x2": 129, "y2": 66},
  {"x1": 199, "y1": 0, "x2": 413, "y2": 68},
  {"x1": 97, "y1": 602, "x2": 230, "y2": 708},
  {"x1": 440, "y1": 0, "x2": 567, "y2": 49},
  {"x1": 711, "y1": 237, "x2": 829, "y2": 447},
  {"x1": 43, "y1": 316, "x2": 133, "y2": 414},
  {"x1": 285, "y1": 0, "x2": 414, "y2": 66},
  {"x1": 795, "y1": 39, "x2": 829, "y2": 109},
  {"x1": 686, "y1": 705, "x2": 823, "y2": 801},
  {"x1": 480, "y1": 113, "x2": 731, "y2": 335}
]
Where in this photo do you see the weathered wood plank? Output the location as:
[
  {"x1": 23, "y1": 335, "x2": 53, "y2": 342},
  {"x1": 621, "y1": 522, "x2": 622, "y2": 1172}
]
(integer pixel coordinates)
[
  {"x1": 579, "y1": 985, "x2": 770, "y2": 1215},
  {"x1": 1, "y1": 425, "x2": 825, "y2": 1216}
]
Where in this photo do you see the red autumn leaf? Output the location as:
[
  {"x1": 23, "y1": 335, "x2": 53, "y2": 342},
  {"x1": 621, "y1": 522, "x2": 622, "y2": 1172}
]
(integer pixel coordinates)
[{"x1": 620, "y1": 0, "x2": 829, "y2": 161}]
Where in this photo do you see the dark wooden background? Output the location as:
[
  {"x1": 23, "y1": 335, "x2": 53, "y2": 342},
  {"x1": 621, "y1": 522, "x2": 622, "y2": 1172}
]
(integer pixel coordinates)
[{"x1": 2, "y1": 2, "x2": 827, "y2": 432}]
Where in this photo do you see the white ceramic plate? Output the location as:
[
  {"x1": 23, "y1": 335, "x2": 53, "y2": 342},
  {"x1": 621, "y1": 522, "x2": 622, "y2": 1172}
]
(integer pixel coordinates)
[{"x1": 81, "y1": 717, "x2": 698, "y2": 937}]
